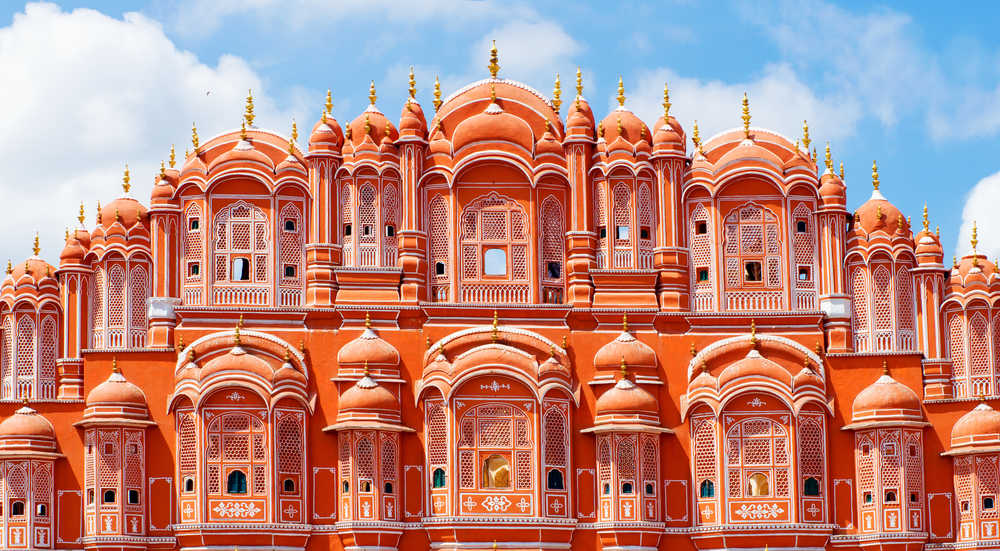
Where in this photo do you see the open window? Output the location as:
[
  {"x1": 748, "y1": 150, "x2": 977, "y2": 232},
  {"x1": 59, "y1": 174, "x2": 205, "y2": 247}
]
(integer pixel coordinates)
[
  {"x1": 227, "y1": 470, "x2": 248, "y2": 494},
  {"x1": 482, "y1": 455, "x2": 511, "y2": 489}
]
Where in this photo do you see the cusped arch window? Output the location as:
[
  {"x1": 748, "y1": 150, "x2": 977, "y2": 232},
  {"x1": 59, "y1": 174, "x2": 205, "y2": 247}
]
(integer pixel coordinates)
[
  {"x1": 699, "y1": 479, "x2": 715, "y2": 498},
  {"x1": 748, "y1": 473, "x2": 770, "y2": 497},
  {"x1": 227, "y1": 470, "x2": 248, "y2": 494},
  {"x1": 482, "y1": 454, "x2": 511, "y2": 489}
]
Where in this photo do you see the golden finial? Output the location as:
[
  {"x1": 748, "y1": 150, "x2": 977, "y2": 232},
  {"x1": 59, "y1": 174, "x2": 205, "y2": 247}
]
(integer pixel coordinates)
[
  {"x1": 169, "y1": 144, "x2": 176, "y2": 168},
  {"x1": 575, "y1": 67, "x2": 583, "y2": 97},
  {"x1": 363, "y1": 359, "x2": 370, "y2": 376},
  {"x1": 64, "y1": 227, "x2": 69, "y2": 242},
  {"x1": 287, "y1": 134, "x2": 295, "y2": 155},
  {"x1": 741, "y1": 92, "x2": 751, "y2": 138},
  {"x1": 936, "y1": 225, "x2": 940, "y2": 238},
  {"x1": 882, "y1": 359, "x2": 889, "y2": 375},
  {"x1": 300, "y1": 337, "x2": 306, "y2": 353},
  {"x1": 112, "y1": 356, "x2": 120, "y2": 374},
  {"x1": 114, "y1": 207, "x2": 120, "y2": 223},
  {"x1": 620, "y1": 355, "x2": 628, "y2": 380},
  {"x1": 160, "y1": 160, "x2": 166, "y2": 178},
  {"x1": 192, "y1": 122, "x2": 200, "y2": 153},
  {"x1": 188, "y1": 347, "x2": 196, "y2": 362},
  {"x1": 234, "y1": 318, "x2": 242, "y2": 346},
  {"x1": 425, "y1": 335, "x2": 431, "y2": 349},
  {"x1": 365, "y1": 312, "x2": 372, "y2": 329},
  {"x1": 549, "y1": 344, "x2": 556, "y2": 358},
  {"x1": 876, "y1": 205, "x2": 883, "y2": 220},
  {"x1": 662, "y1": 81, "x2": 671, "y2": 119},
  {"x1": 839, "y1": 161, "x2": 844, "y2": 180},
  {"x1": 325, "y1": 89, "x2": 333, "y2": 115},
  {"x1": 617, "y1": 116, "x2": 623, "y2": 135},
  {"x1": 922, "y1": 204, "x2": 929, "y2": 231},
  {"x1": 692, "y1": 120, "x2": 702, "y2": 154},
  {"x1": 369, "y1": 80, "x2": 377, "y2": 106},
  {"x1": 812, "y1": 145, "x2": 817, "y2": 161},
  {"x1": 78, "y1": 201, "x2": 86, "y2": 226},
  {"x1": 552, "y1": 73, "x2": 562, "y2": 113},
  {"x1": 244, "y1": 88, "x2": 255, "y2": 126},
  {"x1": 815, "y1": 340, "x2": 823, "y2": 357},
  {"x1": 491, "y1": 310, "x2": 499, "y2": 343},
  {"x1": 953, "y1": 255, "x2": 958, "y2": 267},
  {"x1": 238, "y1": 314, "x2": 244, "y2": 329},
  {"x1": 4, "y1": 260, "x2": 10, "y2": 275},
  {"x1": 749, "y1": 319, "x2": 759, "y2": 349},
  {"x1": 408, "y1": 66, "x2": 417, "y2": 99},
  {"x1": 972, "y1": 220, "x2": 979, "y2": 251},
  {"x1": 364, "y1": 114, "x2": 372, "y2": 136},
  {"x1": 616, "y1": 76, "x2": 625, "y2": 107},
  {"x1": 597, "y1": 120, "x2": 604, "y2": 138},
  {"x1": 96, "y1": 201, "x2": 103, "y2": 224},
  {"x1": 345, "y1": 124, "x2": 352, "y2": 140},
  {"x1": 490, "y1": 82, "x2": 497, "y2": 103},
  {"x1": 488, "y1": 40, "x2": 499, "y2": 78},
  {"x1": 871, "y1": 160, "x2": 879, "y2": 190},
  {"x1": 492, "y1": 541, "x2": 498, "y2": 551},
  {"x1": 240, "y1": 119, "x2": 248, "y2": 140},
  {"x1": 690, "y1": 342, "x2": 697, "y2": 357},
  {"x1": 433, "y1": 75, "x2": 442, "y2": 112},
  {"x1": 32, "y1": 232, "x2": 39, "y2": 256},
  {"x1": 122, "y1": 163, "x2": 131, "y2": 193},
  {"x1": 292, "y1": 119, "x2": 298, "y2": 142},
  {"x1": 385, "y1": 120, "x2": 392, "y2": 140},
  {"x1": 824, "y1": 142, "x2": 832, "y2": 171},
  {"x1": 802, "y1": 120, "x2": 811, "y2": 150},
  {"x1": 562, "y1": 335, "x2": 568, "y2": 349},
  {"x1": 622, "y1": 312, "x2": 629, "y2": 332}
]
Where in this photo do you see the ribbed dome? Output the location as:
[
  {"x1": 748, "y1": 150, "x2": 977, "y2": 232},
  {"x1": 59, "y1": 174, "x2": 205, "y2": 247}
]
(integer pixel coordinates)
[
  {"x1": 399, "y1": 98, "x2": 428, "y2": 137},
  {"x1": 98, "y1": 197, "x2": 148, "y2": 231},
  {"x1": 86, "y1": 368, "x2": 148, "y2": 408},
  {"x1": 309, "y1": 114, "x2": 344, "y2": 153},
  {"x1": 599, "y1": 107, "x2": 649, "y2": 146},
  {"x1": 854, "y1": 188, "x2": 908, "y2": 236},
  {"x1": 652, "y1": 115, "x2": 685, "y2": 151},
  {"x1": 593, "y1": 329, "x2": 657, "y2": 371},
  {"x1": 950, "y1": 403, "x2": 1000, "y2": 454},
  {"x1": 565, "y1": 96, "x2": 595, "y2": 138},
  {"x1": 914, "y1": 229, "x2": 944, "y2": 265},
  {"x1": 452, "y1": 109, "x2": 534, "y2": 154},
  {"x1": 337, "y1": 324, "x2": 400, "y2": 367},
  {"x1": 0, "y1": 404, "x2": 55, "y2": 440},
  {"x1": 715, "y1": 140, "x2": 783, "y2": 171},
  {"x1": 850, "y1": 372, "x2": 922, "y2": 426},
  {"x1": 348, "y1": 106, "x2": 396, "y2": 148},
  {"x1": 59, "y1": 235, "x2": 87, "y2": 264},
  {"x1": 338, "y1": 375, "x2": 399, "y2": 414},
  {"x1": 535, "y1": 128, "x2": 563, "y2": 157},
  {"x1": 595, "y1": 377, "x2": 657, "y2": 417}
]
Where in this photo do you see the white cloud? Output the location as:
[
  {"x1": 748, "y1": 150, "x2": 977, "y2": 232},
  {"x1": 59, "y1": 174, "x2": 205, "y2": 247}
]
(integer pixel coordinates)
[
  {"x1": 627, "y1": 63, "x2": 862, "y2": 149},
  {"x1": 956, "y1": 170, "x2": 1000, "y2": 260},
  {"x1": 0, "y1": 2, "x2": 309, "y2": 265}
]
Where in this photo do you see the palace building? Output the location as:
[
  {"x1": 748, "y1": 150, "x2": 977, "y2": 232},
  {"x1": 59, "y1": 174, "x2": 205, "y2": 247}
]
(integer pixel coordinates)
[{"x1": 1, "y1": 44, "x2": 998, "y2": 551}]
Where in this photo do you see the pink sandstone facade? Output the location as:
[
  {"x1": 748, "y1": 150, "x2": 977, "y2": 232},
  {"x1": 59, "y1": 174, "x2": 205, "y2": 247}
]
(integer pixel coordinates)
[{"x1": 1, "y1": 47, "x2": 999, "y2": 551}]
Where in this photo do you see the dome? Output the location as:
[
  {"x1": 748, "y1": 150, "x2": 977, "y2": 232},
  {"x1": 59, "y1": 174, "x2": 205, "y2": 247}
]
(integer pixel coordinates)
[
  {"x1": 793, "y1": 365, "x2": 824, "y2": 390},
  {"x1": 950, "y1": 253, "x2": 997, "y2": 291},
  {"x1": 715, "y1": 140, "x2": 784, "y2": 172},
  {"x1": 348, "y1": 105, "x2": 396, "y2": 148},
  {"x1": 0, "y1": 404, "x2": 57, "y2": 453},
  {"x1": 565, "y1": 96, "x2": 595, "y2": 138},
  {"x1": 275, "y1": 152, "x2": 306, "y2": 177},
  {"x1": 200, "y1": 347, "x2": 274, "y2": 381},
  {"x1": 338, "y1": 374, "x2": 399, "y2": 414},
  {"x1": 59, "y1": 234, "x2": 87, "y2": 265},
  {"x1": 849, "y1": 371, "x2": 923, "y2": 427},
  {"x1": 652, "y1": 114, "x2": 685, "y2": 152},
  {"x1": 209, "y1": 139, "x2": 276, "y2": 172},
  {"x1": 7, "y1": 256, "x2": 56, "y2": 284},
  {"x1": 854, "y1": 189, "x2": 908, "y2": 237},
  {"x1": 86, "y1": 367, "x2": 148, "y2": 408},
  {"x1": 151, "y1": 179, "x2": 175, "y2": 202},
  {"x1": 452, "y1": 109, "x2": 534, "y2": 155},
  {"x1": 99, "y1": 196, "x2": 148, "y2": 230},
  {"x1": 180, "y1": 152, "x2": 207, "y2": 178},
  {"x1": 688, "y1": 366, "x2": 717, "y2": 394},
  {"x1": 399, "y1": 98, "x2": 428, "y2": 138},
  {"x1": 949, "y1": 403, "x2": 1000, "y2": 454},
  {"x1": 717, "y1": 349, "x2": 792, "y2": 389},
  {"x1": 594, "y1": 377, "x2": 658, "y2": 418},
  {"x1": 535, "y1": 126, "x2": 563, "y2": 157},
  {"x1": 309, "y1": 113, "x2": 345, "y2": 154},
  {"x1": 593, "y1": 328, "x2": 657, "y2": 371},
  {"x1": 428, "y1": 128, "x2": 451, "y2": 156},
  {"x1": 337, "y1": 323, "x2": 401, "y2": 368},
  {"x1": 599, "y1": 107, "x2": 649, "y2": 146},
  {"x1": 914, "y1": 229, "x2": 944, "y2": 265},
  {"x1": 818, "y1": 167, "x2": 846, "y2": 206},
  {"x1": 439, "y1": 79, "x2": 558, "y2": 128}
]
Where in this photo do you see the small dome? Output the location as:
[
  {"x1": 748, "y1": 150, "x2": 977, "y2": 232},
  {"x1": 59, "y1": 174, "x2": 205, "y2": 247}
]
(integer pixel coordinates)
[
  {"x1": 200, "y1": 347, "x2": 274, "y2": 381},
  {"x1": 818, "y1": 169, "x2": 846, "y2": 206},
  {"x1": 715, "y1": 140, "x2": 784, "y2": 172},
  {"x1": 688, "y1": 367, "x2": 717, "y2": 393},
  {"x1": 914, "y1": 229, "x2": 944, "y2": 265},
  {"x1": 599, "y1": 107, "x2": 649, "y2": 146},
  {"x1": 99, "y1": 196, "x2": 148, "y2": 230},
  {"x1": 850, "y1": 371, "x2": 922, "y2": 426},
  {"x1": 209, "y1": 139, "x2": 275, "y2": 172},
  {"x1": 337, "y1": 323, "x2": 401, "y2": 368},
  {"x1": 275, "y1": 152, "x2": 306, "y2": 177},
  {"x1": 7, "y1": 257, "x2": 56, "y2": 284},
  {"x1": 86, "y1": 368, "x2": 148, "y2": 408},
  {"x1": 853, "y1": 188, "x2": 909, "y2": 237},
  {"x1": 151, "y1": 179, "x2": 175, "y2": 202},
  {"x1": 652, "y1": 114, "x2": 685, "y2": 152},
  {"x1": 452, "y1": 109, "x2": 534, "y2": 154},
  {"x1": 565, "y1": 96, "x2": 595, "y2": 139},
  {"x1": 348, "y1": 106, "x2": 396, "y2": 148},
  {"x1": 593, "y1": 329, "x2": 657, "y2": 371},
  {"x1": 399, "y1": 98, "x2": 428, "y2": 137},
  {"x1": 793, "y1": 366, "x2": 824, "y2": 390},
  {"x1": 595, "y1": 377, "x2": 658, "y2": 418},
  {"x1": 180, "y1": 152, "x2": 207, "y2": 178},
  {"x1": 309, "y1": 114, "x2": 345, "y2": 153},
  {"x1": 950, "y1": 403, "x2": 1000, "y2": 454},
  {"x1": 535, "y1": 127, "x2": 563, "y2": 157},
  {"x1": 950, "y1": 254, "x2": 997, "y2": 292},
  {"x1": 428, "y1": 127, "x2": 451, "y2": 156},
  {"x1": 338, "y1": 375, "x2": 399, "y2": 415},
  {"x1": 0, "y1": 404, "x2": 57, "y2": 452},
  {"x1": 59, "y1": 235, "x2": 87, "y2": 265},
  {"x1": 717, "y1": 349, "x2": 792, "y2": 389}
]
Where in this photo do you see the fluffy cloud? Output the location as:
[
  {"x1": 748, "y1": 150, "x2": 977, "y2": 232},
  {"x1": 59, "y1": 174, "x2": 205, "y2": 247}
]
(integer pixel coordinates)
[
  {"x1": 955, "y1": 170, "x2": 1000, "y2": 260},
  {"x1": 0, "y1": 3, "x2": 308, "y2": 264},
  {"x1": 627, "y1": 63, "x2": 862, "y2": 150}
]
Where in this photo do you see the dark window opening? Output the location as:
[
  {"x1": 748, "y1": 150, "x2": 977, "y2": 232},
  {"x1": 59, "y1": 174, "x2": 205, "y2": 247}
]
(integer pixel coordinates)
[
  {"x1": 602, "y1": 483, "x2": 611, "y2": 495},
  {"x1": 985, "y1": 497, "x2": 996, "y2": 510},
  {"x1": 744, "y1": 261, "x2": 763, "y2": 282},
  {"x1": 384, "y1": 482, "x2": 394, "y2": 494},
  {"x1": 284, "y1": 219, "x2": 296, "y2": 232},
  {"x1": 699, "y1": 479, "x2": 714, "y2": 498},
  {"x1": 645, "y1": 483, "x2": 655, "y2": 496},
  {"x1": 103, "y1": 490, "x2": 116, "y2": 504},
  {"x1": 547, "y1": 469, "x2": 564, "y2": 490},
  {"x1": 283, "y1": 478, "x2": 295, "y2": 493},
  {"x1": 87, "y1": 489, "x2": 95, "y2": 504},
  {"x1": 697, "y1": 268, "x2": 709, "y2": 282},
  {"x1": 385, "y1": 225, "x2": 395, "y2": 237},
  {"x1": 360, "y1": 481, "x2": 372, "y2": 493},
  {"x1": 908, "y1": 445, "x2": 917, "y2": 457},
  {"x1": 640, "y1": 227, "x2": 650, "y2": 240},
  {"x1": 183, "y1": 478, "x2": 194, "y2": 493},
  {"x1": 344, "y1": 224, "x2": 352, "y2": 236},
  {"x1": 127, "y1": 443, "x2": 138, "y2": 455},
  {"x1": 910, "y1": 492, "x2": 919, "y2": 503},
  {"x1": 616, "y1": 225, "x2": 630, "y2": 240},
  {"x1": 11, "y1": 501, "x2": 24, "y2": 516},
  {"x1": 864, "y1": 492, "x2": 873, "y2": 504},
  {"x1": 599, "y1": 226, "x2": 607, "y2": 239},
  {"x1": 227, "y1": 470, "x2": 248, "y2": 494},
  {"x1": 862, "y1": 444, "x2": 871, "y2": 456},
  {"x1": 621, "y1": 482, "x2": 634, "y2": 495},
  {"x1": 796, "y1": 219, "x2": 807, "y2": 233},
  {"x1": 804, "y1": 477, "x2": 820, "y2": 496},
  {"x1": 232, "y1": 257, "x2": 250, "y2": 281},
  {"x1": 432, "y1": 468, "x2": 446, "y2": 488},
  {"x1": 884, "y1": 490, "x2": 897, "y2": 503},
  {"x1": 546, "y1": 261, "x2": 561, "y2": 279},
  {"x1": 127, "y1": 490, "x2": 139, "y2": 505},
  {"x1": 190, "y1": 219, "x2": 200, "y2": 230},
  {"x1": 189, "y1": 263, "x2": 200, "y2": 277},
  {"x1": 695, "y1": 221, "x2": 708, "y2": 234},
  {"x1": 104, "y1": 443, "x2": 114, "y2": 455},
  {"x1": 284, "y1": 264, "x2": 297, "y2": 278},
  {"x1": 435, "y1": 262, "x2": 446, "y2": 276},
  {"x1": 362, "y1": 225, "x2": 373, "y2": 236},
  {"x1": 798, "y1": 266, "x2": 810, "y2": 281},
  {"x1": 35, "y1": 503, "x2": 47, "y2": 516},
  {"x1": 342, "y1": 480, "x2": 350, "y2": 493},
  {"x1": 962, "y1": 500, "x2": 970, "y2": 511}
]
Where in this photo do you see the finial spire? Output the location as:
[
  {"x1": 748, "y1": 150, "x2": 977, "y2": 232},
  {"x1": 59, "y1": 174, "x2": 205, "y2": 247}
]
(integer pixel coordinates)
[
  {"x1": 824, "y1": 142, "x2": 832, "y2": 171},
  {"x1": 292, "y1": 119, "x2": 298, "y2": 142},
  {"x1": 491, "y1": 310, "x2": 500, "y2": 343},
  {"x1": 32, "y1": 232, "x2": 40, "y2": 256},
  {"x1": 408, "y1": 66, "x2": 417, "y2": 99},
  {"x1": 662, "y1": 81, "x2": 671, "y2": 119},
  {"x1": 871, "y1": 160, "x2": 879, "y2": 190},
  {"x1": 96, "y1": 201, "x2": 102, "y2": 224},
  {"x1": 620, "y1": 355, "x2": 628, "y2": 380},
  {"x1": 488, "y1": 40, "x2": 499, "y2": 78},
  {"x1": 882, "y1": 359, "x2": 889, "y2": 375},
  {"x1": 972, "y1": 220, "x2": 979, "y2": 252},
  {"x1": 160, "y1": 160, "x2": 166, "y2": 178},
  {"x1": 234, "y1": 316, "x2": 242, "y2": 346},
  {"x1": 622, "y1": 312, "x2": 629, "y2": 332},
  {"x1": 749, "y1": 319, "x2": 760, "y2": 349},
  {"x1": 690, "y1": 342, "x2": 697, "y2": 357},
  {"x1": 169, "y1": 144, "x2": 176, "y2": 168},
  {"x1": 244, "y1": 88, "x2": 255, "y2": 127},
  {"x1": 78, "y1": 201, "x2": 86, "y2": 226},
  {"x1": 575, "y1": 67, "x2": 583, "y2": 97},
  {"x1": 433, "y1": 76, "x2": 442, "y2": 112},
  {"x1": 240, "y1": 119, "x2": 247, "y2": 140},
  {"x1": 112, "y1": 356, "x2": 120, "y2": 374},
  {"x1": 802, "y1": 119, "x2": 811, "y2": 150},
  {"x1": 364, "y1": 114, "x2": 371, "y2": 136},
  {"x1": 741, "y1": 92, "x2": 751, "y2": 139},
  {"x1": 122, "y1": 163, "x2": 131, "y2": 194},
  {"x1": 552, "y1": 73, "x2": 562, "y2": 113},
  {"x1": 692, "y1": 120, "x2": 702, "y2": 154},
  {"x1": 324, "y1": 89, "x2": 333, "y2": 117},
  {"x1": 369, "y1": 80, "x2": 377, "y2": 106},
  {"x1": 616, "y1": 76, "x2": 625, "y2": 107},
  {"x1": 4, "y1": 260, "x2": 10, "y2": 275},
  {"x1": 839, "y1": 161, "x2": 844, "y2": 180},
  {"x1": 192, "y1": 122, "x2": 200, "y2": 153},
  {"x1": 365, "y1": 312, "x2": 372, "y2": 329},
  {"x1": 922, "y1": 204, "x2": 929, "y2": 231}
]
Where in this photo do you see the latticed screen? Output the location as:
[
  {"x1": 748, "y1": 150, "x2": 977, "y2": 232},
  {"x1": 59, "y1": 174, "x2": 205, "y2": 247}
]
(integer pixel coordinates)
[
  {"x1": 458, "y1": 192, "x2": 530, "y2": 303},
  {"x1": 725, "y1": 416, "x2": 791, "y2": 500},
  {"x1": 689, "y1": 203, "x2": 715, "y2": 311},
  {"x1": 212, "y1": 201, "x2": 270, "y2": 284},
  {"x1": 456, "y1": 403, "x2": 533, "y2": 490},
  {"x1": 723, "y1": 203, "x2": 782, "y2": 290},
  {"x1": 205, "y1": 412, "x2": 268, "y2": 498}
]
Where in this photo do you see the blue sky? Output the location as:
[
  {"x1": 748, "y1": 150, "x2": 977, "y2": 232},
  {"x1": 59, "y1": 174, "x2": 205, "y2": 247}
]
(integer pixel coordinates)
[{"x1": 1, "y1": 1, "x2": 999, "y2": 265}]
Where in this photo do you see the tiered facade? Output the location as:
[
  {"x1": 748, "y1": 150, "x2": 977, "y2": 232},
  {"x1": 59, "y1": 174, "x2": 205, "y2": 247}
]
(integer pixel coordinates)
[{"x1": 2, "y1": 50, "x2": 1000, "y2": 551}]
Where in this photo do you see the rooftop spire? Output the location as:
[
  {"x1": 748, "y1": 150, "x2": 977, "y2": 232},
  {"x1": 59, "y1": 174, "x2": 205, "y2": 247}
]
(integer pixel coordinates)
[
  {"x1": 240, "y1": 119, "x2": 247, "y2": 141},
  {"x1": 112, "y1": 355, "x2": 120, "y2": 374},
  {"x1": 160, "y1": 160, "x2": 166, "y2": 178},
  {"x1": 244, "y1": 89, "x2": 255, "y2": 126},
  {"x1": 96, "y1": 201, "x2": 102, "y2": 224},
  {"x1": 923, "y1": 204, "x2": 929, "y2": 231},
  {"x1": 408, "y1": 66, "x2": 417, "y2": 99},
  {"x1": 491, "y1": 310, "x2": 500, "y2": 343},
  {"x1": 972, "y1": 220, "x2": 979, "y2": 252},
  {"x1": 882, "y1": 359, "x2": 889, "y2": 376},
  {"x1": 78, "y1": 201, "x2": 85, "y2": 226},
  {"x1": 487, "y1": 40, "x2": 499, "y2": 78},
  {"x1": 169, "y1": 144, "x2": 176, "y2": 168},
  {"x1": 622, "y1": 312, "x2": 629, "y2": 332},
  {"x1": 4, "y1": 260, "x2": 10, "y2": 275},
  {"x1": 433, "y1": 76, "x2": 442, "y2": 112},
  {"x1": 692, "y1": 120, "x2": 702, "y2": 154},
  {"x1": 749, "y1": 319, "x2": 760, "y2": 349},
  {"x1": 741, "y1": 92, "x2": 751, "y2": 139},
  {"x1": 552, "y1": 73, "x2": 562, "y2": 113},
  {"x1": 824, "y1": 142, "x2": 833, "y2": 171},
  {"x1": 364, "y1": 114, "x2": 371, "y2": 136},
  {"x1": 620, "y1": 355, "x2": 628, "y2": 380},
  {"x1": 802, "y1": 119, "x2": 811, "y2": 150},
  {"x1": 368, "y1": 80, "x2": 377, "y2": 106},
  {"x1": 292, "y1": 119, "x2": 298, "y2": 142},
  {"x1": 192, "y1": 122, "x2": 200, "y2": 153},
  {"x1": 32, "y1": 232, "x2": 39, "y2": 256},
  {"x1": 839, "y1": 161, "x2": 845, "y2": 181},
  {"x1": 871, "y1": 160, "x2": 879, "y2": 190},
  {"x1": 662, "y1": 81, "x2": 671, "y2": 119},
  {"x1": 365, "y1": 312, "x2": 372, "y2": 329},
  {"x1": 122, "y1": 163, "x2": 131, "y2": 194},
  {"x1": 616, "y1": 75, "x2": 625, "y2": 107}
]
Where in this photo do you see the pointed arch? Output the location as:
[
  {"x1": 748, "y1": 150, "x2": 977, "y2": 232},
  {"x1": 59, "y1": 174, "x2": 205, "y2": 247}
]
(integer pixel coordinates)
[
  {"x1": 539, "y1": 195, "x2": 565, "y2": 304},
  {"x1": 428, "y1": 194, "x2": 451, "y2": 301}
]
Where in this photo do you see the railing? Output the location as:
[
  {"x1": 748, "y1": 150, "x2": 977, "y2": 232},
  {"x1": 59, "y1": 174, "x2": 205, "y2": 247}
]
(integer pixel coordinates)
[
  {"x1": 279, "y1": 288, "x2": 303, "y2": 307},
  {"x1": 183, "y1": 287, "x2": 203, "y2": 306},
  {"x1": 432, "y1": 285, "x2": 450, "y2": 302},
  {"x1": 638, "y1": 250, "x2": 654, "y2": 269},
  {"x1": 613, "y1": 248, "x2": 632, "y2": 268},
  {"x1": 541, "y1": 286, "x2": 563, "y2": 304},
  {"x1": 873, "y1": 331, "x2": 892, "y2": 351},
  {"x1": 37, "y1": 379, "x2": 55, "y2": 400},
  {"x1": 726, "y1": 291, "x2": 783, "y2": 311},
  {"x1": 694, "y1": 292, "x2": 715, "y2": 312},
  {"x1": 898, "y1": 331, "x2": 915, "y2": 351},
  {"x1": 854, "y1": 333, "x2": 869, "y2": 353},
  {"x1": 106, "y1": 329, "x2": 126, "y2": 348},
  {"x1": 595, "y1": 251, "x2": 607, "y2": 269},
  {"x1": 129, "y1": 329, "x2": 146, "y2": 348},
  {"x1": 213, "y1": 286, "x2": 270, "y2": 306},
  {"x1": 795, "y1": 291, "x2": 816, "y2": 311},
  {"x1": 358, "y1": 245, "x2": 377, "y2": 267},
  {"x1": 460, "y1": 283, "x2": 529, "y2": 304}
]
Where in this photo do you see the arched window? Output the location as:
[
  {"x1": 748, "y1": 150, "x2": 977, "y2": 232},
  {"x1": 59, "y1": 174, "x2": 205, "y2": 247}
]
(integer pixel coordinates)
[
  {"x1": 459, "y1": 192, "x2": 530, "y2": 303},
  {"x1": 211, "y1": 201, "x2": 270, "y2": 306},
  {"x1": 103, "y1": 489, "x2": 117, "y2": 503},
  {"x1": 637, "y1": 183, "x2": 654, "y2": 268},
  {"x1": 183, "y1": 477, "x2": 194, "y2": 493},
  {"x1": 341, "y1": 183, "x2": 354, "y2": 266},
  {"x1": 725, "y1": 414, "x2": 791, "y2": 500},
  {"x1": 594, "y1": 181, "x2": 608, "y2": 269},
  {"x1": 457, "y1": 402, "x2": 533, "y2": 492},
  {"x1": 895, "y1": 265, "x2": 915, "y2": 350},
  {"x1": 92, "y1": 267, "x2": 105, "y2": 346},
  {"x1": 969, "y1": 312, "x2": 991, "y2": 397},
  {"x1": 689, "y1": 203, "x2": 714, "y2": 312},
  {"x1": 206, "y1": 412, "x2": 267, "y2": 497},
  {"x1": 278, "y1": 202, "x2": 305, "y2": 306},
  {"x1": 128, "y1": 264, "x2": 149, "y2": 347},
  {"x1": 14, "y1": 315, "x2": 35, "y2": 399},
  {"x1": 483, "y1": 455, "x2": 511, "y2": 489},
  {"x1": 804, "y1": 477, "x2": 820, "y2": 496},
  {"x1": 1, "y1": 316, "x2": 12, "y2": 398},
  {"x1": 851, "y1": 265, "x2": 870, "y2": 352},
  {"x1": 748, "y1": 473, "x2": 770, "y2": 496},
  {"x1": 950, "y1": 314, "x2": 968, "y2": 397},
  {"x1": 872, "y1": 265, "x2": 893, "y2": 350},
  {"x1": 700, "y1": 479, "x2": 715, "y2": 498},
  {"x1": 38, "y1": 315, "x2": 57, "y2": 399},
  {"x1": 432, "y1": 468, "x2": 446, "y2": 488},
  {"x1": 692, "y1": 415, "x2": 718, "y2": 506},
  {"x1": 282, "y1": 478, "x2": 295, "y2": 493},
  {"x1": 184, "y1": 203, "x2": 204, "y2": 289},
  {"x1": 227, "y1": 470, "x2": 248, "y2": 494},
  {"x1": 611, "y1": 182, "x2": 633, "y2": 268},
  {"x1": 11, "y1": 500, "x2": 24, "y2": 516},
  {"x1": 547, "y1": 469, "x2": 564, "y2": 490},
  {"x1": 539, "y1": 196, "x2": 565, "y2": 304},
  {"x1": 791, "y1": 203, "x2": 816, "y2": 310},
  {"x1": 381, "y1": 183, "x2": 400, "y2": 266},
  {"x1": 722, "y1": 202, "x2": 782, "y2": 310},
  {"x1": 428, "y1": 195, "x2": 451, "y2": 301}
]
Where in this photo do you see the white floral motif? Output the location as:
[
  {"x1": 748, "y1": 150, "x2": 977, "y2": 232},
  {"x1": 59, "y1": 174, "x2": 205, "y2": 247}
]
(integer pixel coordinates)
[
  {"x1": 481, "y1": 495, "x2": 512, "y2": 512},
  {"x1": 701, "y1": 505, "x2": 713, "y2": 519},
  {"x1": 517, "y1": 497, "x2": 530, "y2": 512},
  {"x1": 212, "y1": 501, "x2": 261, "y2": 518},
  {"x1": 284, "y1": 503, "x2": 298, "y2": 517},
  {"x1": 732, "y1": 502, "x2": 784, "y2": 520},
  {"x1": 551, "y1": 499, "x2": 563, "y2": 512},
  {"x1": 226, "y1": 391, "x2": 245, "y2": 402},
  {"x1": 746, "y1": 397, "x2": 765, "y2": 408},
  {"x1": 480, "y1": 380, "x2": 511, "y2": 392}
]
